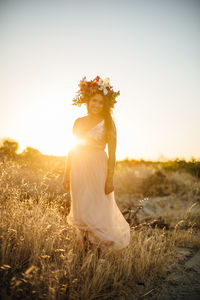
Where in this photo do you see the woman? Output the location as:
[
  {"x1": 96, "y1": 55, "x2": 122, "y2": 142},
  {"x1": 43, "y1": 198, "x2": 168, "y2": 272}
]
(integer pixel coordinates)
[{"x1": 63, "y1": 76, "x2": 130, "y2": 251}]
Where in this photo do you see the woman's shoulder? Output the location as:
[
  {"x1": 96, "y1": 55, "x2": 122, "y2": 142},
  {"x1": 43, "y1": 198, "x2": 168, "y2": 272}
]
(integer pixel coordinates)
[
  {"x1": 74, "y1": 116, "x2": 88, "y2": 124},
  {"x1": 73, "y1": 116, "x2": 88, "y2": 135}
]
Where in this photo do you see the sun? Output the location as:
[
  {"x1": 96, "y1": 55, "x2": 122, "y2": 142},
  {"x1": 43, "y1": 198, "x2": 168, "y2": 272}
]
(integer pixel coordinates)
[{"x1": 15, "y1": 101, "x2": 88, "y2": 157}]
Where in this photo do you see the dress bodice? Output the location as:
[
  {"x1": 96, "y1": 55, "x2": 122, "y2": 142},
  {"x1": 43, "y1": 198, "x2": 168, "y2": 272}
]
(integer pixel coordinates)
[{"x1": 74, "y1": 119, "x2": 107, "y2": 150}]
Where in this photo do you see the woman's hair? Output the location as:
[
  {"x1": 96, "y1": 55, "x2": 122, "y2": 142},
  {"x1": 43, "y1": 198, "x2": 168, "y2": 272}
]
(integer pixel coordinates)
[
  {"x1": 86, "y1": 92, "x2": 115, "y2": 143},
  {"x1": 72, "y1": 75, "x2": 119, "y2": 142}
]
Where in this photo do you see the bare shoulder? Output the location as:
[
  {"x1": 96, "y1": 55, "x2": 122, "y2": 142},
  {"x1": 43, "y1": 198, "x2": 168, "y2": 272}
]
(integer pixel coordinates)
[
  {"x1": 73, "y1": 117, "x2": 87, "y2": 134},
  {"x1": 73, "y1": 118, "x2": 81, "y2": 133},
  {"x1": 74, "y1": 116, "x2": 87, "y2": 124}
]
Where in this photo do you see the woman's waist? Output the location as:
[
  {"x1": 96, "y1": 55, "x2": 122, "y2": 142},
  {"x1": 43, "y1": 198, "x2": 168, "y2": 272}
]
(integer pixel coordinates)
[
  {"x1": 74, "y1": 143, "x2": 106, "y2": 152},
  {"x1": 71, "y1": 144, "x2": 107, "y2": 161}
]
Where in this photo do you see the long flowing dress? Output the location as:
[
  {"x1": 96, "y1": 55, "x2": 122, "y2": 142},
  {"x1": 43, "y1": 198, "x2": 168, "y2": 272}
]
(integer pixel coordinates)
[{"x1": 67, "y1": 119, "x2": 130, "y2": 251}]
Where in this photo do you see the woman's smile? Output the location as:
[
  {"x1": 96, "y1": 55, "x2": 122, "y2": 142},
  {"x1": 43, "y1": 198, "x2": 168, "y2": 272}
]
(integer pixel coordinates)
[
  {"x1": 91, "y1": 106, "x2": 100, "y2": 113},
  {"x1": 88, "y1": 93, "x2": 104, "y2": 115}
]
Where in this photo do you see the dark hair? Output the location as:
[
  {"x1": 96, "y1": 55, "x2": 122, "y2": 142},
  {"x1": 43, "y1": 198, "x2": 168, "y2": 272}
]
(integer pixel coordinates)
[{"x1": 86, "y1": 92, "x2": 116, "y2": 143}]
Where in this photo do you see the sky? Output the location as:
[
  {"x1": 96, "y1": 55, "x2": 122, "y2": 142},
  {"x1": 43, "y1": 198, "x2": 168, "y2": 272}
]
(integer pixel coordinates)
[{"x1": 0, "y1": 0, "x2": 199, "y2": 161}]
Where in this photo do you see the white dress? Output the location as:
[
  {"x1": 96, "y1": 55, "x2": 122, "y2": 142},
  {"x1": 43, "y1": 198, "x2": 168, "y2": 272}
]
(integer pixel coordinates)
[{"x1": 67, "y1": 119, "x2": 130, "y2": 250}]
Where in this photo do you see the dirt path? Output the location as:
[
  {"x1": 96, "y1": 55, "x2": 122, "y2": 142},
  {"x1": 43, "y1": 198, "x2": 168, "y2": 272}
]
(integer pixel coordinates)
[{"x1": 152, "y1": 247, "x2": 200, "y2": 300}]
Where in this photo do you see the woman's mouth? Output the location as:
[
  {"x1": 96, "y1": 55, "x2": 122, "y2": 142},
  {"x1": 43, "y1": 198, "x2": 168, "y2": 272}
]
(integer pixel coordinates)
[{"x1": 92, "y1": 107, "x2": 99, "y2": 112}]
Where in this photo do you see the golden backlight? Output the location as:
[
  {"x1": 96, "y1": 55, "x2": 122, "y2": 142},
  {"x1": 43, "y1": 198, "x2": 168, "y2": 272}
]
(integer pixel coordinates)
[{"x1": 16, "y1": 102, "x2": 95, "y2": 157}]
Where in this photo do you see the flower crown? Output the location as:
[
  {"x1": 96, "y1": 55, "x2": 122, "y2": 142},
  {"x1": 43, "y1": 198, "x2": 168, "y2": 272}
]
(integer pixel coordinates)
[{"x1": 72, "y1": 75, "x2": 120, "y2": 108}]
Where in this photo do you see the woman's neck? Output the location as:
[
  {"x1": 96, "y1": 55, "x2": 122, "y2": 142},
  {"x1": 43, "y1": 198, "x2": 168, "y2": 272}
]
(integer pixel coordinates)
[{"x1": 87, "y1": 112, "x2": 103, "y2": 121}]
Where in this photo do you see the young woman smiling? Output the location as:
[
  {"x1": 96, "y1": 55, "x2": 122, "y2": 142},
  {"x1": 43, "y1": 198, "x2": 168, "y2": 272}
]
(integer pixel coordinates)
[{"x1": 63, "y1": 76, "x2": 130, "y2": 252}]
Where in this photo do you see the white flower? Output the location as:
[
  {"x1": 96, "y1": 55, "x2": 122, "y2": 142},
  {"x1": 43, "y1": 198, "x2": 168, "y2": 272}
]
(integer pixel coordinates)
[
  {"x1": 98, "y1": 84, "x2": 108, "y2": 95},
  {"x1": 96, "y1": 77, "x2": 110, "y2": 95},
  {"x1": 103, "y1": 77, "x2": 110, "y2": 85},
  {"x1": 97, "y1": 79, "x2": 104, "y2": 86},
  {"x1": 103, "y1": 88, "x2": 108, "y2": 95}
]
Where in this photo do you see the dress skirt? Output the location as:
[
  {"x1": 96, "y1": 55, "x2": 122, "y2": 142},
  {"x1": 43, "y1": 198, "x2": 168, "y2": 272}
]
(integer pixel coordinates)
[{"x1": 67, "y1": 145, "x2": 130, "y2": 251}]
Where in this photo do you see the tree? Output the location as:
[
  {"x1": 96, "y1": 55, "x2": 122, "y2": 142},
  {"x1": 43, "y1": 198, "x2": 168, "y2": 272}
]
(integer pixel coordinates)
[
  {"x1": 21, "y1": 146, "x2": 41, "y2": 159},
  {"x1": 0, "y1": 138, "x2": 19, "y2": 157}
]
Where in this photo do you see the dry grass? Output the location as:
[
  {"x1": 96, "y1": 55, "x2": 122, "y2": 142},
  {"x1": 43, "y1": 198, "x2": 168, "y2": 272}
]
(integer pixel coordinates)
[{"x1": 0, "y1": 158, "x2": 200, "y2": 299}]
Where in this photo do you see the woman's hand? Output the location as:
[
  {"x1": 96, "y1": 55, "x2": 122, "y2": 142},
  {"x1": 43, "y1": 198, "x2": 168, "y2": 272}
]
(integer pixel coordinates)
[
  {"x1": 105, "y1": 177, "x2": 114, "y2": 195},
  {"x1": 63, "y1": 177, "x2": 70, "y2": 191}
]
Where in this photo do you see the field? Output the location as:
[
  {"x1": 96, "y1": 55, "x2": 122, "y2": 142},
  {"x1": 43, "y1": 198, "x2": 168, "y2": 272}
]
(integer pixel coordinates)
[{"x1": 0, "y1": 143, "x2": 200, "y2": 299}]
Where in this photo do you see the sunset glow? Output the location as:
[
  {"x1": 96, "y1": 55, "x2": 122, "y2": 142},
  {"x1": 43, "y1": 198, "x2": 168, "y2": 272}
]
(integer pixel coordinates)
[{"x1": 1, "y1": 0, "x2": 199, "y2": 161}]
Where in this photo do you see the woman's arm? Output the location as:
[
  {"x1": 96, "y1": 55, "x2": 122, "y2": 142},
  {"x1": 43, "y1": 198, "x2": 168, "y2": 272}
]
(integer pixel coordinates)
[
  {"x1": 105, "y1": 120, "x2": 116, "y2": 194},
  {"x1": 107, "y1": 119, "x2": 117, "y2": 180},
  {"x1": 63, "y1": 119, "x2": 79, "y2": 189}
]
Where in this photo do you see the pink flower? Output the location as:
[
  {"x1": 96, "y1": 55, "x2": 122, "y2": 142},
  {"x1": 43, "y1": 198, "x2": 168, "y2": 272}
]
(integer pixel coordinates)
[{"x1": 95, "y1": 76, "x2": 101, "y2": 82}]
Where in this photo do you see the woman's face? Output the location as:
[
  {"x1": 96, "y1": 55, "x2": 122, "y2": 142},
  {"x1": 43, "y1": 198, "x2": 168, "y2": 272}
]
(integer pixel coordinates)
[{"x1": 88, "y1": 93, "x2": 104, "y2": 115}]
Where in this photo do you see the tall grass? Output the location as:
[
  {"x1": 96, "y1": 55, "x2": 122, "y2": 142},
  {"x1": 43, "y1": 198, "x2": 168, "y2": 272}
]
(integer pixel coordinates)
[{"x1": 0, "y1": 158, "x2": 200, "y2": 299}]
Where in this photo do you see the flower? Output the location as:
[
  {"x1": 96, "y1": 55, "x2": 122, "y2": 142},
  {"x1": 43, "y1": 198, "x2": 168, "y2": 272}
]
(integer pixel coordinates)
[
  {"x1": 97, "y1": 77, "x2": 111, "y2": 95},
  {"x1": 72, "y1": 75, "x2": 120, "y2": 107},
  {"x1": 95, "y1": 76, "x2": 101, "y2": 83},
  {"x1": 104, "y1": 77, "x2": 110, "y2": 85}
]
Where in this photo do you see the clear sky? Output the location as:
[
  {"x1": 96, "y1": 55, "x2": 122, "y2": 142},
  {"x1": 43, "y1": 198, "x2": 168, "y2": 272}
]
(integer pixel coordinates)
[{"x1": 0, "y1": 0, "x2": 199, "y2": 161}]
